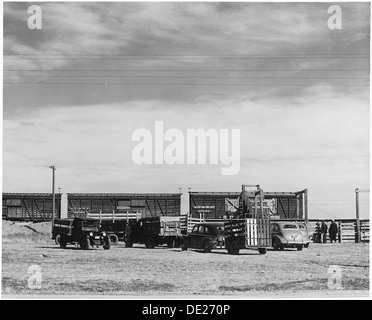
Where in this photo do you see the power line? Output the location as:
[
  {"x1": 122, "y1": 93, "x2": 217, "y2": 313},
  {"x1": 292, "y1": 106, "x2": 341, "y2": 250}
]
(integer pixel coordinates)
[
  {"x1": 4, "y1": 53, "x2": 369, "y2": 55},
  {"x1": 308, "y1": 203, "x2": 338, "y2": 219},
  {"x1": 3, "y1": 68, "x2": 369, "y2": 72},
  {"x1": 3, "y1": 82, "x2": 369, "y2": 87},
  {"x1": 4, "y1": 74, "x2": 369, "y2": 80},
  {"x1": 4, "y1": 57, "x2": 369, "y2": 60},
  {"x1": 3, "y1": 53, "x2": 369, "y2": 59}
]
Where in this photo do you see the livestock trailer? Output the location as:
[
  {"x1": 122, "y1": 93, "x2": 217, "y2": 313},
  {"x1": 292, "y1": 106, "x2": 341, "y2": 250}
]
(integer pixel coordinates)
[
  {"x1": 2, "y1": 193, "x2": 62, "y2": 221},
  {"x1": 125, "y1": 215, "x2": 188, "y2": 248}
]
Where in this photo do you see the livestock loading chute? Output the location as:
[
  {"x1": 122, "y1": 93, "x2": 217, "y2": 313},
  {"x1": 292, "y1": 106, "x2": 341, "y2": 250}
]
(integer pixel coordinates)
[
  {"x1": 188, "y1": 189, "x2": 308, "y2": 221},
  {"x1": 224, "y1": 185, "x2": 271, "y2": 255},
  {"x1": 66, "y1": 193, "x2": 185, "y2": 247}
]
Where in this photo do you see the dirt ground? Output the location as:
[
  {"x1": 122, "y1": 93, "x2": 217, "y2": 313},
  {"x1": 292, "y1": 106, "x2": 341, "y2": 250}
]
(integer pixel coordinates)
[{"x1": 1, "y1": 221, "x2": 370, "y2": 298}]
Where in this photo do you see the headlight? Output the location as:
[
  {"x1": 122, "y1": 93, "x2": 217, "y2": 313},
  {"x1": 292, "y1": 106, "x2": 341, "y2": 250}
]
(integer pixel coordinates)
[
  {"x1": 89, "y1": 232, "x2": 93, "y2": 237},
  {"x1": 102, "y1": 232, "x2": 106, "y2": 237}
]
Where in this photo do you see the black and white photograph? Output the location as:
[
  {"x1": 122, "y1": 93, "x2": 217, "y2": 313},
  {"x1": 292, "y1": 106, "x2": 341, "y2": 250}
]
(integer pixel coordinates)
[{"x1": 1, "y1": 1, "x2": 370, "y2": 302}]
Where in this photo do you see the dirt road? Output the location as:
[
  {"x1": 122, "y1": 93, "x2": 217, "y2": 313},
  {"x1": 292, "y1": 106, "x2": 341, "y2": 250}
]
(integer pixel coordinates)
[{"x1": 2, "y1": 240, "x2": 369, "y2": 298}]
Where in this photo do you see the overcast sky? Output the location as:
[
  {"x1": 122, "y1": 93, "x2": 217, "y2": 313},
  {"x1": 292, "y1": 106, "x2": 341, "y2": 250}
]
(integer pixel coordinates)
[{"x1": 2, "y1": 2, "x2": 370, "y2": 219}]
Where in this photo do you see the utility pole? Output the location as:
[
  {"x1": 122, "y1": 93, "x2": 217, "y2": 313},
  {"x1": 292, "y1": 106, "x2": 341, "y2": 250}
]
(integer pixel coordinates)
[
  {"x1": 49, "y1": 166, "x2": 56, "y2": 230},
  {"x1": 355, "y1": 188, "x2": 361, "y2": 243},
  {"x1": 304, "y1": 189, "x2": 308, "y2": 223}
]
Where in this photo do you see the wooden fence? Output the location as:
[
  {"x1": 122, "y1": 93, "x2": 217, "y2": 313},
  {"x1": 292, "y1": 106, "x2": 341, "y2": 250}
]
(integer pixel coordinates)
[
  {"x1": 188, "y1": 216, "x2": 370, "y2": 243},
  {"x1": 280, "y1": 219, "x2": 369, "y2": 243}
]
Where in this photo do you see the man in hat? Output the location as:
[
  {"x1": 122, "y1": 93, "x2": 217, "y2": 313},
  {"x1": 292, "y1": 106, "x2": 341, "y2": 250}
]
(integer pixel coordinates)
[
  {"x1": 329, "y1": 220, "x2": 338, "y2": 243},
  {"x1": 321, "y1": 221, "x2": 328, "y2": 243}
]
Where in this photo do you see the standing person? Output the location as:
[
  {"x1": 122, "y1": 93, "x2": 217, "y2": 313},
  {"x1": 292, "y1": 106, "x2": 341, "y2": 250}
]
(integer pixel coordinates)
[
  {"x1": 329, "y1": 220, "x2": 338, "y2": 243},
  {"x1": 321, "y1": 221, "x2": 328, "y2": 243},
  {"x1": 315, "y1": 221, "x2": 321, "y2": 243}
]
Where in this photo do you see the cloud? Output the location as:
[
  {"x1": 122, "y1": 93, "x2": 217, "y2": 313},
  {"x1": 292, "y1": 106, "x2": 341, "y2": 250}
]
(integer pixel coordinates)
[{"x1": 3, "y1": 85, "x2": 369, "y2": 218}]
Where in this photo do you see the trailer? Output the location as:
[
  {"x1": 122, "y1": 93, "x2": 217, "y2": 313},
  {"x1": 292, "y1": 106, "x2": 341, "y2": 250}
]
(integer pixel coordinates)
[
  {"x1": 224, "y1": 185, "x2": 271, "y2": 255},
  {"x1": 87, "y1": 210, "x2": 142, "y2": 245},
  {"x1": 125, "y1": 215, "x2": 188, "y2": 248}
]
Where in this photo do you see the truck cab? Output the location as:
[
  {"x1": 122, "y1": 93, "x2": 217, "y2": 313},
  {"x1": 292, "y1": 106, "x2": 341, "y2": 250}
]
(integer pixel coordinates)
[{"x1": 52, "y1": 217, "x2": 111, "y2": 250}]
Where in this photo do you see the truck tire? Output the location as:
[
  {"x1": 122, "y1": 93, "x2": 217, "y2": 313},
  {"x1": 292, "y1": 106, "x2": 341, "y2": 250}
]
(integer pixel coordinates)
[
  {"x1": 297, "y1": 245, "x2": 303, "y2": 251},
  {"x1": 55, "y1": 234, "x2": 61, "y2": 246},
  {"x1": 174, "y1": 239, "x2": 181, "y2": 248},
  {"x1": 258, "y1": 248, "x2": 267, "y2": 255},
  {"x1": 167, "y1": 239, "x2": 176, "y2": 248},
  {"x1": 125, "y1": 241, "x2": 133, "y2": 248},
  {"x1": 109, "y1": 234, "x2": 119, "y2": 245},
  {"x1": 146, "y1": 237, "x2": 156, "y2": 249},
  {"x1": 59, "y1": 235, "x2": 68, "y2": 249},
  {"x1": 80, "y1": 237, "x2": 90, "y2": 250},
  {"x1": 103, "y1": 237, "x2": 111, "y2": 250},
  {"x1": 181, "y1": 239, "x2": 188, "y2": 251},
  {"x1": 228, "y1": 242, "x2": 240, "y2": 255}
]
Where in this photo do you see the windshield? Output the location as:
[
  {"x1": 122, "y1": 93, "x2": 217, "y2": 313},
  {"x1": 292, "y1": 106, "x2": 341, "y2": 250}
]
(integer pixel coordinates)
[
  {"x1": 282, "y1": 224, "x2": 298, "y2": 229},
  {"x1": 82, "y1": 221, "x2": 99, "y2": 228}
]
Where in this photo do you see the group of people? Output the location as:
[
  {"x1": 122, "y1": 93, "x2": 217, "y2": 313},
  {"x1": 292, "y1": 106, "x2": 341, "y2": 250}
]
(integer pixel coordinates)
[{"x1": 317, "y1": 220, "x2": 338, "y2": 243}]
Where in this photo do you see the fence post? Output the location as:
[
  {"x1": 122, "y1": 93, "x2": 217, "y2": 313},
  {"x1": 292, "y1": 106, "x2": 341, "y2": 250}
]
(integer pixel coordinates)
[{"x1": 338, "y1": 221, "x2": 341, "y2": 243}]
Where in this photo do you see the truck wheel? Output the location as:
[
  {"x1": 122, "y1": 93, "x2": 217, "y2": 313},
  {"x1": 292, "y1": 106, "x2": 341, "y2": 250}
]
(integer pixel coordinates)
[
  {"x1": 258, "y1": 248, "x2": 267, "y2": 255},
  {"x1": 147, "y1": 237, "x2": 156, "y2": 249},
  {"x1": 181, "y1": 239, "x2": 188, "y2": 251},
  {"x1": 167, "y1": 239, "x2": 175, "y2": 248},
  {"x1": 80, "y1": 237, "x2": 90, "y2": 250},
  {"x1": 229, "y1": 242, "x2": 240, "y2": 255},
  {"x1": 55, "y1": 234, "x2": 61, "y2": 246},
  {"x1": 297, "y1": 245, "x2": 303, "y2": 251},
  {"x1": 59, "y1": 236, "x2": 68, "y2": 249},
  {"x1": 174, "y1": 239, "x2": 181, "y2": 248},
  {"x1": 109, "y1": 234, "x2": 119, "y2": 245},
  {"x1": 304, "y1": 243, "x2": 309, "y2": 248},
  {"x1": 103, "y1": 237, "x2": 111, "y2": 250},
  {"x1": 125, "y1": 241, "x2": 133, "y2": 248}
]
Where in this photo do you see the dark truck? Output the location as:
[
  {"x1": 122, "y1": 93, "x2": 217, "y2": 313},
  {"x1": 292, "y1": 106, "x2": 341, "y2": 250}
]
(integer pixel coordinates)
[
  {"x1": 52, "y1": 217, "x2": 111, "y2": 250},
  {"x1": 125, "y1": 216, "x2": 187, "y2": 248},
  {"x1": 224, "y1": 218, "x2": 271, "y2": 254},
  {"x1": 224, "y1": 185, "x2": 271, "y2": 255},
  {"x1": 99, "y1": 219, "x2": 127, "y2": 245}
]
